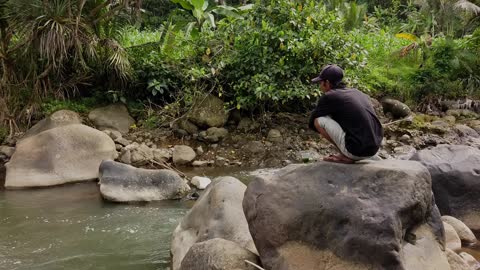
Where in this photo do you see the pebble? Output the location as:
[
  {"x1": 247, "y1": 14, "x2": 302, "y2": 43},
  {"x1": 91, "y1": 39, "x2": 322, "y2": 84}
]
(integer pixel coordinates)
[
  {"x1": 400, "y1": 134, "x2": 411, "y2": 143},
  {"x1": 191, "y1": 176, "x2": 212, "y2": 190}
]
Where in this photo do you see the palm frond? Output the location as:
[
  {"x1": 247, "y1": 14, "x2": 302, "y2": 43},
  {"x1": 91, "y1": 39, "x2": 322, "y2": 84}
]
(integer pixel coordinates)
[
  {"x1": 454, "y1": 0, "x2": 480, "y2": 14},
  {"x1": 0, "y1": 0, "x2": 140, "y2": 124},
  {"x1": 102, "y1": 38, "x2": 132, "y2": 83}
]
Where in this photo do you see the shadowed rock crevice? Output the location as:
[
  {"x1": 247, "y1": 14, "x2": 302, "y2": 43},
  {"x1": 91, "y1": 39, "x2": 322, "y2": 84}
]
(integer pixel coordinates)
[{"x1": 411, "y1": 145, "x2": 480, "y2": 231}]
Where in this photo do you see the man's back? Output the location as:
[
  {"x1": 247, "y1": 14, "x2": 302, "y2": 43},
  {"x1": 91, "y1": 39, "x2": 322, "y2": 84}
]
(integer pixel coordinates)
[{"x1": 309, "y1": 87, "x2": 383, "y2": 157}]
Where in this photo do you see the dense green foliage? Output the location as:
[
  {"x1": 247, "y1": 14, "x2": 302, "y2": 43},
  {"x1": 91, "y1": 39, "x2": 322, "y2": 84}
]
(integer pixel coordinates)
[
  {"x1": 1, "y1": 0, "x2": 480, "y2": 133},
  {"x1": 0, "y1": 0, "x2": 140, "y2": 126},
  {"x1": 123, "y1": 0, "x2": 480, "y2": 112}
]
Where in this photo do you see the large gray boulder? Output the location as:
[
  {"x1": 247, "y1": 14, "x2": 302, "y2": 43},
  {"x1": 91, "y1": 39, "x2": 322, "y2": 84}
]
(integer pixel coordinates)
[
  {"x1": 5, "y1": 124, "x2": 116, "y2": 188},
  {"x1": 410, "y1": 145, "x2": 480, "y2": 231},
  {"x1": 171, "y1": 177, "x2": 257, "y2": 270},
  {"x1": 243, "y1": 160, "x2": 449, "y2": 270},
  {"x1": 98, "y1": 160, "x2": 190, "y2": 202},
  {"x1": 23, "y1": 110, "x2": 82, "y2": 139},
  {"x1": 88, "y1": 104, "x2": 135, "y2": 134},
  {"x1": 382, "y1": 98, "x2": 412, "y2": 119},
  {"x1": 179, "y1": 238, "x2": 260, "y2": 270},
  {"x1": 187, "y1": 95, "x2": 229, "y2": 128}
]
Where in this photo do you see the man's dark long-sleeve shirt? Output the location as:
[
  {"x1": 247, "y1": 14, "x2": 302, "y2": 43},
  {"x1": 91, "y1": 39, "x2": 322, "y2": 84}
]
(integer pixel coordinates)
[{"x1": 308, "y1": 87, "x2": 383, "y2": 157}]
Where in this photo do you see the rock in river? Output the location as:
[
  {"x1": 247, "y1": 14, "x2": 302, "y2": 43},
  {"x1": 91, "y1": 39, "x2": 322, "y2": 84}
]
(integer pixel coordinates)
[
  {"x1": 179, "y1": 238, "x2": 260, "y2": 270},
  {"x1": 99, "y1": 160, "x2": 190, "y2": 202},
  {"x1": 5, "y1": 124, "x2": 116, "y2": 188},
  {"x1": 171, "y1": 177, "x2": 257, "y2": 270}
]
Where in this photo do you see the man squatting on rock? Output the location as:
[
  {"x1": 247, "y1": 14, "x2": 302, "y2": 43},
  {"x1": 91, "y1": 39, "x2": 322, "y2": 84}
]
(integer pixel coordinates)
[{"x1": 308, "y1": 64, "x2": 384, "y2": 164}]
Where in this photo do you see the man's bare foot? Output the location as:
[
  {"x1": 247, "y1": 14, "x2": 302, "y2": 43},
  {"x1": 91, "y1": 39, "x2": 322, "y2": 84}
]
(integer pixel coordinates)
[{"x1": 323, "y1": 154, "x2": 355, "y2": 164}]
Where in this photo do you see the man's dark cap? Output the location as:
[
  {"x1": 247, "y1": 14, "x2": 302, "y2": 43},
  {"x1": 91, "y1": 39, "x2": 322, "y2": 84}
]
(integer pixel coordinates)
[{"x1": 311, "y1": 64, "x2": 344, "y2": 84}]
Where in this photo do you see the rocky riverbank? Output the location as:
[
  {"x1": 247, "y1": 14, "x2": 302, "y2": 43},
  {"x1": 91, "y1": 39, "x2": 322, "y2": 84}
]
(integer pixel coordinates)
[
  {"x1": 171, "y1": 161, "x2": 480, "y2": 270},
  {"x1": 1, "y1": 96, "x2": 479, "y2": 182}
]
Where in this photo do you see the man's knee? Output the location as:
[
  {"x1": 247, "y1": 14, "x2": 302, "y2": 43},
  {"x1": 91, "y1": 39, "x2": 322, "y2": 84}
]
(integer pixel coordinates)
[
  {"x1": 314, "y1": 118, "x2": 323, "y2": 132},
  {"x1": 314, "y1": 116, "x2": 329, "y2": 132}
]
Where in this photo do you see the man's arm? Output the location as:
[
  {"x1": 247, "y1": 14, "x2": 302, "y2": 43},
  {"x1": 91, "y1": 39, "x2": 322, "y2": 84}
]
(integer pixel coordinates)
[{"x1": 308, "y1": 95, "x2": 332, "y2": 131}]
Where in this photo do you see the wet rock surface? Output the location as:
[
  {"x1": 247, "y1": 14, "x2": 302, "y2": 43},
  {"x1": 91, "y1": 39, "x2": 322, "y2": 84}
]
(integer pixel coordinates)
[{"x1": 98, "y1": 160, "x2": 190, "y2": 202}]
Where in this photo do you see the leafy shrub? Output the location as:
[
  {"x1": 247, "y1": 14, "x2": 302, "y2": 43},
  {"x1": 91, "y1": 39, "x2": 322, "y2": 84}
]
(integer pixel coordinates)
[
  {"x1": 197, "y1": 0, "x2": 371, "y2": 110},
  {"x1": 409, "y1": 37, "x2": 479, "y2": 100},
  {"x1": 141, "y1": 115, "x2": 161, "y2": 129},
  {"x1": 124, "y1": 0, "x2": 480, "y2": 116},
  {"x1": 123, "y1": 25, "x2": 197, "y2": 102},
  {"x1": 141, "y1": 0, "x2": 180, "y2": 28},
  {"x1": 348, "y1": 28, "x2": 412, "y2": 97}
]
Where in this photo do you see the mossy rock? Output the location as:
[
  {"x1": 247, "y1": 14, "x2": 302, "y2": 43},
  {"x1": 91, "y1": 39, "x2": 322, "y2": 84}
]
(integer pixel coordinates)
[
  {"x1": 187, "y1": 95, "x2": 229, "y2": 128},
  {"x1": 381, "y1": 98, "x2": 412, "y2": 119},
  {"x1": 402, "y1": 114, "x2": 447, "y2": 134},
  {"x1": 443, "y1": 116, "x2": 456, "y2": 124},
  {"x1": 466, "y1": 120, "x2": 480, "y2": 134},
  {"x1": 401, "y1": 114, "x2": 438, "y2": 129}
]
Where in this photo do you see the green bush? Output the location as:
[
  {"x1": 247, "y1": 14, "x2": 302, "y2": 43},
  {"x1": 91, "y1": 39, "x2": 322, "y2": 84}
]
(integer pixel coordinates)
[
  {"x1": 198, "y1": 0, "x2": 371, "y2": 110},
  {"x1": 123, "y1": 0, "x2": 480, "y2": 115},
  {"x1": 349, "y1": 28, "x2": 412, "y2": 97},
  {"x1": 124, "y1": 25, "x2": 198, "y2": 102},
  {"x1": 141, "y1": 115, "x2": 161, "y2": 129},
  {"x1": 409, "y1": 37, "x2": 480, "y2": 100}
]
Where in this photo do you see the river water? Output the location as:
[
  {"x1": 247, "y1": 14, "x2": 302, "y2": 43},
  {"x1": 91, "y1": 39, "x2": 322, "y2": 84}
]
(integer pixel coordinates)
[
  {"x1": 0, "y1": 167, "x2": 264, "y2": 270},
  {"x1": 1, "y1": 167, "x2": 479, "y2": 270},
  {"x1": 0, "y1": 182, "x2": 196, "y2": 270}
]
